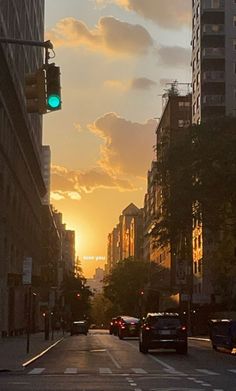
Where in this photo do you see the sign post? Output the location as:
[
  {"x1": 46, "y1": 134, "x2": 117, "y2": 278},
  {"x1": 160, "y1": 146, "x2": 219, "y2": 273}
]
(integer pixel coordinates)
[{"x1": 23, "y1": 257, "x2": 32, "y2": 354}]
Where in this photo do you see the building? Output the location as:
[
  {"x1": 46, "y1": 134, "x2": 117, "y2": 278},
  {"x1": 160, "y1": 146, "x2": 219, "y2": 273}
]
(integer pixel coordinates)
[
  {"x1": 192, "y1": 0, "x2": 236, "y2": 124},
  {"x1": 42, "y1": 146, "x2": 51, "y2": 205},
  {"x1": 86, "y1": 267, "x2": 104, "y2": 295},
  {"x1": 146, "y1": 92, "x2": 192, "y2": 310},
  {"x1": 0, "y1": 1, "x2": 45, "y2": 335},
  {"x1": 106, "y1": 203, "x2": 143, "y2": 273}
]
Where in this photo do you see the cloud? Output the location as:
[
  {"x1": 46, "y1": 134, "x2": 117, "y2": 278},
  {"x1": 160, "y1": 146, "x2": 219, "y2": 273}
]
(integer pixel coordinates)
[
  {"x1": 46, "y1": 16, "x2": 153, "y2": 56},
  {"x1": 51, "y1": 165, "x2": 135, "y2": 200},
  {"x1": 95, "y1": 0, "x2": 191, "y2": 30},
  {"x1": 158, "y1": 46, "x2": 191, "y2": 68},
  {"x1": 130, "y1": 77, "x2": 157, "y2": 90},
  {"x1": 88, "y1": 112, "x2": 156, "y2": 177},
  {"x1": 104, "y1": 77, "x2": 157, "y2": 91}
]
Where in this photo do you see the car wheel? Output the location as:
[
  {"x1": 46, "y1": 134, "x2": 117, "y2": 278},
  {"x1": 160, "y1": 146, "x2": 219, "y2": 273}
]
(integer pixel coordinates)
[
  {"x1": 119, "y1": 331, "x2": 124, "y2": 340},
  {"x1": 212, "y1": 344, "x2": 218, "y2": 351},
  {"x1": 139, "y1": 341, "x2": 148, "y2": 354}
]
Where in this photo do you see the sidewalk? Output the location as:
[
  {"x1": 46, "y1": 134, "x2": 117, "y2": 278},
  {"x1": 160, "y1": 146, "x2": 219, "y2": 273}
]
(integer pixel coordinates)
[{"x1": 0, "y1": 331, "x2": 65, "y2": 371}]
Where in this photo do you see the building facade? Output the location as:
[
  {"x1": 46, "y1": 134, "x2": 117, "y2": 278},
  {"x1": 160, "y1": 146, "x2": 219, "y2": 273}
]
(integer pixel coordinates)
[
  {"x1": 146, "y1": 93, "x2": 192, "y2": 310},
  {"x1": 42, "y1": 146, "x2": 51, "y2": 205},
  {"x1": 106, "y1": 203, "x2": 143, "y2": 273},
  {"x1": 0, "y1": 1, "x2": 46, "y2": 335},
  {"x1": 192, "y1": 0, "x2": 236, "y2": 124}
]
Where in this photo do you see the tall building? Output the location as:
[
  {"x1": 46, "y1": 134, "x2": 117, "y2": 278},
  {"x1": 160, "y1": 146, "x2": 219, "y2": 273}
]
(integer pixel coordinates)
[
  {"x1": 192, "y1": 0, "x2": 236, "y2": 124},
  {"x1": 106, "y1": 203, "x2": 143, "y2": 273},
  {"x1": 42, "y1": 146, "x2": 51, "y2": 205},
  {"x1": 0, "y1": 1, "x2": 45, "y2": 335},
  {"x1": 147, "y1": 92, "x2": 192, "y2": 310}
]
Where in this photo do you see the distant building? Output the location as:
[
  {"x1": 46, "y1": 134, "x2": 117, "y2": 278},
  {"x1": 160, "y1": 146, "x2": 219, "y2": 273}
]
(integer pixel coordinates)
[
  {"x1": 106, "y1": 203, "x2": 143, "y2": 273},
  {"x1": 87, "y1": 267, "x2": 104, "y2": 294},
  {"x1": 192, "y1": 0, "x2": 236, "y2": 124}
]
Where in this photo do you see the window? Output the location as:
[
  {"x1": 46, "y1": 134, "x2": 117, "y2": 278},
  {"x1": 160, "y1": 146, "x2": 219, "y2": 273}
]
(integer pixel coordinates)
[
  {"x1": 234, "y1": 63, "x2": 236, "y2": 74},
  {"x1": 198, "y1": 235, "x2": 202, "y2": 248},
  {"x1": 197, "y1": 72, "x2": 200, "y2": 85},
  {"x1": 234, "y1": 16, "x2": 236, "y2": 27},
  {"x1": 194, "y1": 262, "x2": 197, "y2": 274},
  {"x1": 212, "y1": 0, "x2": 220, "y2": 8},
  {"x1": 197, "y1": 94, "x2": 200, "y2": 108},
  {"x1": 198, "y1": 259, "x2": 202, "y2": 273},
  {"x1": 234, "y1": 39, "x2": 236, "y2": 50},
  {"x1": 178, "y1": 119, "x2": 191, "y2": 128}
]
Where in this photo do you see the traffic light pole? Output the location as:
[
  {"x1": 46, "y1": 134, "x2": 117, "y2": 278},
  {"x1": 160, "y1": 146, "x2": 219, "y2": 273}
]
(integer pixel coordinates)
[{"x1": 0, "y1": 37, "x2": 54, "y2": 65}]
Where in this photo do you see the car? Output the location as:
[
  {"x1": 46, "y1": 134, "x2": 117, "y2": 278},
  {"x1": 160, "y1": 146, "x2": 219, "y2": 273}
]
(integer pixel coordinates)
[
  {"x1": 209, "y1": 318, "x2": 236, "y2": 352},
  {"x1": 117, "y1": 316, "x2": 141, "y2": 339},
  {"x1": 71, "y1": 320, "x2": 88, "y2": 335},
  {"x1": 109, "y1": 317, "x2": 119, "y2": 335},
  {"x1": 139, "y1": 312, "x2": 188, "y2": 354}
]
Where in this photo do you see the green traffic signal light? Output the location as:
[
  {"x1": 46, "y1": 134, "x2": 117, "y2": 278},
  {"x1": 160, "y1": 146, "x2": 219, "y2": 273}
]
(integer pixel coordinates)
[
  {"x1": 47, "y1": 94, "x2": 61, "y2": 109},
  {"x1": 46, "y1": 64, "x2": 61, "y2": 111}
]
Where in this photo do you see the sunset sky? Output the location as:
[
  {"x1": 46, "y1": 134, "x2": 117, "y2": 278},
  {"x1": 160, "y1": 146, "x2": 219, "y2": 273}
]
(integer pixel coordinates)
[{"x1": 44, "y1": 0, "x2": 192, "y2": 277}]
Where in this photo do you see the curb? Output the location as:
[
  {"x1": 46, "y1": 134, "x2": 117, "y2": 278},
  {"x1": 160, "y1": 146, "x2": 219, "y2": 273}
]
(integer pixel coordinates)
[
  {"x1": 188, "y1": 336, "x2": 210, "y2": 342},
  {"x1": 22, "y1": 337, "x2": 64, "y2": 368}
]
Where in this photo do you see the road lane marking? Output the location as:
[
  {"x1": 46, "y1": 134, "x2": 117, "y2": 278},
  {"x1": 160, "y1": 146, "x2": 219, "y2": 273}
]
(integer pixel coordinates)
[
  {"x1": 99, "y1": 367, "x2": 112, "y2": 374},
  {"x1": 28, "y1": 368, "x2": 45, "y2": 375},
  {"x1": 132, "y1": 368, "x2": 147, "y2": 374},
  {"x1": 124, "y1": 340, "x2": 184, "y2": 374},
  {"x1": 228, "y1": 369, "x2": 236, "y2": 373},
  {"x1": 195, "y1": 369, "x2": 219, "y2": 375},
  {"x1": 130, "y1": 383, "x2": 137, "y2": 386},
  {"x1": 106, "y1": 349, "x2": 121, "y2": 368},
  {"x1": 64, "y1": 368, "x2": 78, "y2": 374}
]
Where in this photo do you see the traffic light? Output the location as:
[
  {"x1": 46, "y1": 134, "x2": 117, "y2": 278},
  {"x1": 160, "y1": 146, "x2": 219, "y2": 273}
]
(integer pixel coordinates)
[
  {"x1": 46, "y1": 64, "x2": 61, "y2": 111},
  {"x1": 25, "y1": 68, "x2": 47, "y2": 114}
]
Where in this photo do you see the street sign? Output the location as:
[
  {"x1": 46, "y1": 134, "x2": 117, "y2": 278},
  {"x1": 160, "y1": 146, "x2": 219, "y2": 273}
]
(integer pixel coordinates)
[{"x1": 23, "y1": 257, "x2": 32, "y2": 285}]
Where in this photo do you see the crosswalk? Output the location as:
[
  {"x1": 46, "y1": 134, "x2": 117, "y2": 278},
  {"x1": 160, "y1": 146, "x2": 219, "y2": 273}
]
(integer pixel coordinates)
[{"x1": 26, "y1": 367, "x2": 236, "y2": 376}]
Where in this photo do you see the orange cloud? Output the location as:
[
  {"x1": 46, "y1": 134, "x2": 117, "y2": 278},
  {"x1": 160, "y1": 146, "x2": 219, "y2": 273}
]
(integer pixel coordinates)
[
  {"x1": 95, "y1": 0, "x2": 191, "y2": 29},
  {"x1": 46, "y1": 16, "x2": 153, "y2": 56},
  {"x1": 88, "y1": 113, "x2": 156, "y2": 177},
  {"x1": 104, "y1": 77, "x2": 157, "y2": 91},
  {"x1": 51, "y1": 165, "x2": 135, "y2": 200}
]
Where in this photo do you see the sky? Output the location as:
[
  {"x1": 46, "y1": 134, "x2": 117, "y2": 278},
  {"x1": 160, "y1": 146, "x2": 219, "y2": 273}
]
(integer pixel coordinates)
[{"x1": 44, "y1": 0, "x2": 192, "y2": 277}]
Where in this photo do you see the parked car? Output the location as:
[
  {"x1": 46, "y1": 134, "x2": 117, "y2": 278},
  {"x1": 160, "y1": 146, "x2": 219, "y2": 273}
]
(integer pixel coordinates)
[
  {"x1": 109, "y1": 317, "x2": 120, "y2": 335},
  {"x1": 71, "y1": 320, "x2": 88, "y2": 335},
  {"x1": 209, "y1": 318, "x2": 236, "y2": 352},
  {"x1": 139, "y1": 312, "x2": 188, "y2": 354},
  {"x1": 117, "y1": 316, "x2": 141, "y2": 339}
]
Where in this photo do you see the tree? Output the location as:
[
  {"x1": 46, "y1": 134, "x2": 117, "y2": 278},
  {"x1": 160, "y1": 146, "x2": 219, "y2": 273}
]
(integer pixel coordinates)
[
  {"x1": 62, "y1": 272, "x2": 92, "y2": 322},
  {"x1": 103, "y1": 258, "x2": 159, "y2": 316},
  {"x1": 90, "y1": 293, "x2": 116, "y2": 327},
  {"x1": 155, "y1": 117, "x2": 236, "y2": 304}
]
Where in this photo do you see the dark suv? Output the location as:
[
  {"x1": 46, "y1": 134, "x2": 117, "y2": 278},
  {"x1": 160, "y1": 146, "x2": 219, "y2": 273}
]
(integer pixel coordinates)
[
  {"x1": 139, "y1": 312, "x2": 187, "y2": 354},
  {"x1": 117, "y1": 316, "x2": 140, "y2": 339}
]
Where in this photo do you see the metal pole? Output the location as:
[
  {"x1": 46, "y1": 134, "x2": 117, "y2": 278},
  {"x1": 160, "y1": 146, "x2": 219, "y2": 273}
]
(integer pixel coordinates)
[
  {"x1": 26, "y1": 286, "x2": 32, "y2": 354},
  {"x1": 0, "y1": 37, "x2": 53, "y2": 49}
]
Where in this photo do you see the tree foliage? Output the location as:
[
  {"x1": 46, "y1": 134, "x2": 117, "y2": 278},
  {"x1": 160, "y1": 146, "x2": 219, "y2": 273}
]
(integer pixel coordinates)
[
  {"x1": 62, "y1": 272, "x2": 92, "y2": 321},
  {"x1": 103, "y1": 258, "x2": 159, "y2": 316},
  {"x1": 155, "y1": 117, "x2": 236, "y2": 300}
]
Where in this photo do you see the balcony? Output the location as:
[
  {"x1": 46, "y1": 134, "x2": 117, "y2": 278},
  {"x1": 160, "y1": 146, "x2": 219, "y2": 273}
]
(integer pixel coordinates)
[
  {"x1": 202, "y1": 0, "x2": 224, "y2": 12},
  {"x1": 202, "y1": 71, "x2": 225, "y2": 82},
  {"x1": 202, "y1": 47, "x2": 224, "y2": 58},
  {"x1": 202, "y1": 24, "x2": 224, "y2": 35},
  {"x1": 202, "y1": 94, "x2": 225, "y2": 106}
]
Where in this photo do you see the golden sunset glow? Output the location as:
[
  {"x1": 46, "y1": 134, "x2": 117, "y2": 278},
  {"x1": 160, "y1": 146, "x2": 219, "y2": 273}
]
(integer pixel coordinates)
[{"x1": 44, "y1": 0, "x2": 192, "y2": 277}]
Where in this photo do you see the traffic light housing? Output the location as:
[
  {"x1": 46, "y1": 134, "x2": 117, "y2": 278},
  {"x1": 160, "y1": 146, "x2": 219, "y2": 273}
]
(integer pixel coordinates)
[
  {"x1": 46, "y1": 64, "x2": 61, "y2": 111},
  {"x1": 25, "y1": 68, "x2": 47, "y2": 114}
]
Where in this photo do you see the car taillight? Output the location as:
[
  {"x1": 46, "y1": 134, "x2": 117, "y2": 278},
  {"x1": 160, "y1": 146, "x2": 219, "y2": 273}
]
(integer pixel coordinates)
[
  {"x1": 110, "y1": 322, "x2": 113, "y2": 325},
  {"x1": 180, "y1": 325, "x2": 187, "y2": 331},
  {"x1": 145, "y1": 326, "x2": 150, "y2": 331}
]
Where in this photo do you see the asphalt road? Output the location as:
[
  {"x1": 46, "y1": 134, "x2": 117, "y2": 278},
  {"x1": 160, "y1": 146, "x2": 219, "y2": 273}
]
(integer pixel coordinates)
[{"x1": 0, "y1": 329, "x2": 236, "y2": 390}]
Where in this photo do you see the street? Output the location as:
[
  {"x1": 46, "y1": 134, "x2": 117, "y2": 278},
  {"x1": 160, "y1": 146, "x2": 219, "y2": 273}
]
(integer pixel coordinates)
[{"x1": 0, "y1": 330, "x2": 236, "y2": 390}]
